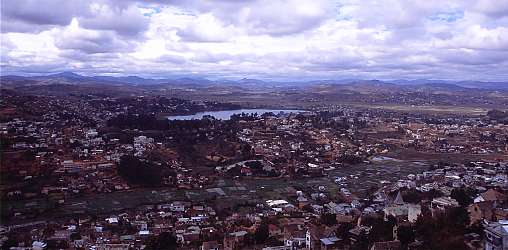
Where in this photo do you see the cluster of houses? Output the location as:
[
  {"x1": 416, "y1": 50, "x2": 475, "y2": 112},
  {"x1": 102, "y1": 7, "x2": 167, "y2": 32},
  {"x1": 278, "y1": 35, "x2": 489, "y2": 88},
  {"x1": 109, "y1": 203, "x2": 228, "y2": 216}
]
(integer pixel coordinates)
[
  {"x1": 1, "y1": 93, "x2": 507, "y2": 249},
  {"x1": 400, "y1": 119, "x2": 508, "y2": 154},
  {"x1": 2, "y1": 161, "x2": 506, "y2": 249}
]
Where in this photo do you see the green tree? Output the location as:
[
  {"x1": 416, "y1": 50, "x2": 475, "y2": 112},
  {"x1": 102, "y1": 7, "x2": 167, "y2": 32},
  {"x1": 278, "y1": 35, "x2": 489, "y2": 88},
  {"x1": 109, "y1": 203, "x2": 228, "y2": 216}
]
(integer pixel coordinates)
[
  {"x1": 451, "y1": 188, "x2": 474, "y2": 207},
  {"x1": 367, "y1": 216, "x2": 394, "y2": 242},
  {"x1": 146, "y1": 232, "x2": 178, "y2": 250},
  {"x1": 445, "y1": 207, "x2": 470, "y2": 230},
  {"x1": 320, "y1": 213, "x2": 338, "y2": 226},
  {"x1": 255, "y1": 222, "x2": 269, "y2": 243},
  {"x1": 397, "y1": 225, "x2": 415, "y2": 247}
]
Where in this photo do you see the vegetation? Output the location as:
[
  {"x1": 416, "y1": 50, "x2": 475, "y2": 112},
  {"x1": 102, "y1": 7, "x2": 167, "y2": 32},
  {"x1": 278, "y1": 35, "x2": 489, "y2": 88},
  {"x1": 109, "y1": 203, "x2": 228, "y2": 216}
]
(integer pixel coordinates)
[
  {"x1": 414, "y1": 207, "x2": 470, "y2": 249},
  {"x1": 320, "y1": 213, "x2": 338, "y2": 226},
  {"x1": 146, "y1": 232, "x2": 178, "y2": 250},
  {"x1": 117, "y1": 155, "x2": 175, "y2": 186},
  {"x1": 450, "y1": 188, "x2": 475, "y2": 206},
  {"x1": 254, "y1": 221, "x2": 270, "y2": 243},
  {"x1": 107, "y1": 114, "x2": 169, "y2": 130}
]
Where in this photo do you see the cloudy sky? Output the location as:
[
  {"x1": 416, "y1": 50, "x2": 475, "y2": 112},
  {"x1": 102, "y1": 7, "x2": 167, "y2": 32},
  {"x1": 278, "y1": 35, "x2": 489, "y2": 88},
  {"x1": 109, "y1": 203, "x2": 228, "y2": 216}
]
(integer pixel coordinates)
[{"x1": 1, "y1": 0, "x2": 508, "y2": 81}]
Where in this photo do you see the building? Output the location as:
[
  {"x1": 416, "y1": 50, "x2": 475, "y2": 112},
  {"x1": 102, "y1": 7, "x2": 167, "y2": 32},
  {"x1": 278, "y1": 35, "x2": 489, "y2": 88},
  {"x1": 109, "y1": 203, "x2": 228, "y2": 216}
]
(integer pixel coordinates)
[
  {"x1": 468, "y1": 201, "x2": 495, "y2": 225},
  {"x1": 283, "y1": 224, "x2": 306, "y2": 249},
  {"x1": 201, "y1": 240, "x2": 219, "y2": 250},
  {"x1": 484, "y1": 220, "x2": 508, "y2": 250},
  {"x1": 430, "y1": 197, "x2": 459, "y2": 216},
  {"x1": 475, "y1": 189, "x2": 507, "y2": 204},
  {"x1": 383, "y1": 191, "x2": 421, "y2": 223},
  {"x1": 370, "y1": 240, "x2": 401, "y2": 250},
  {"x1": 320, "y1": 236, "x2": 341, "y2": 250}
]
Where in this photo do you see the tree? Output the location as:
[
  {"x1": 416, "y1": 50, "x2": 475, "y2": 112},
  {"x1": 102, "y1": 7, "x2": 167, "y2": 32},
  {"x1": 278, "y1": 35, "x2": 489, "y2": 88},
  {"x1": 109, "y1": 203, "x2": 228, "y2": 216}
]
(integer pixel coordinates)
[
  {"x1": 255, "y1": 222, "x2": 269, "y2": 243},
  {"x1": 320, "y1": 213, "x2": 338, "y2": 226},
  {"x1": 397, "y1": 225, "x2": 415, "y2": 247},
  {"x1": 402, "y1": 189, "x2": 422, "y2": 203},
  {"x1": 414, "y1": 207, "x2": 470, "y2": 249},
  {"x1": 487, "y1": 109, "x2": 508, "y2": 120},
  {"x1": 265, "y1": 237, "x2": 284, "y2": 247},
  {"x1": 107, "y1": 114, "x2": 169, "y2": 130},
  {"x1": 366, "y1": 216, "x2": 394, "y2": 243},
  {"x1": 335, "y1": 223, "x2": 354, "y2": 239},
  {"x1": 70, "y1": 232, "x2": 82, "y2": 241},
  {"x1": 117, "y1": 155, "x2": 174, "y2": 186},
  {"x1": 1, "y1": 237, "x2": 17, "y2": 250},
  {"x1": 146, "y1": 232, "x2": 178, "y2": 250},
  {"x1": 422, "y1": 189, "x2": 444, "y2": 200},
  {"x1": 415, "y1": 213, "x2": 438, "y2": 247},
  {"x1": 302, "y1": 204, "x2": 314, "y2": 213},
  {"x1": 450, "y1": 188, "x2": 474, "y2": 207},
  {"x1": 445, "y1": 207, "x2": 470, "y2": 230},
  {"x1": 351, "y1": 231, "x2": 369, "y2": 250},
  {"x1": 339, "y1": 154, "x2": 363, "y2": 164}
]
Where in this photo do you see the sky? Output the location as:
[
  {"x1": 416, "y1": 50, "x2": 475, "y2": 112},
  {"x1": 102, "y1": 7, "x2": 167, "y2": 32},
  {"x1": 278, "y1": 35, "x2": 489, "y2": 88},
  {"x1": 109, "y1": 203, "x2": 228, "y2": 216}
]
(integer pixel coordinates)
[{"x1": 1, "y1": 0, "x2": 508, "y2": 81}]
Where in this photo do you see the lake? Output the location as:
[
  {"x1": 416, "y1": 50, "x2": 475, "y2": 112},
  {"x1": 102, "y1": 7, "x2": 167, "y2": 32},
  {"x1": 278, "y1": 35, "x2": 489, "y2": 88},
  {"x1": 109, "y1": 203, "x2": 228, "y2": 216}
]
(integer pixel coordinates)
[{"x1": 167, "y1": 109, "x2": 304, "y2": 120}]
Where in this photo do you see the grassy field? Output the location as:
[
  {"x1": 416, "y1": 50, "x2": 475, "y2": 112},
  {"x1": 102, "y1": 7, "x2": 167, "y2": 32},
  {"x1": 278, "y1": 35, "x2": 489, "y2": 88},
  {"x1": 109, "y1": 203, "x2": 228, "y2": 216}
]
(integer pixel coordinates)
[
  {"x1": 349, "y1": 104, "x2": 494, "y2": 115},
  {"x1": 385, "y1": 148, "x2": 508, "y2": 162}
]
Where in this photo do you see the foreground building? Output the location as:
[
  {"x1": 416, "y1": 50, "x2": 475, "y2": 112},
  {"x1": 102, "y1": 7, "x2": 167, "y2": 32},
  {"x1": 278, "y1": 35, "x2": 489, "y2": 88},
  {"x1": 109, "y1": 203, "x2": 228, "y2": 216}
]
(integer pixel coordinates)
[{"x1": 484, "y1": 220, "x2": 508, "y2": 250}]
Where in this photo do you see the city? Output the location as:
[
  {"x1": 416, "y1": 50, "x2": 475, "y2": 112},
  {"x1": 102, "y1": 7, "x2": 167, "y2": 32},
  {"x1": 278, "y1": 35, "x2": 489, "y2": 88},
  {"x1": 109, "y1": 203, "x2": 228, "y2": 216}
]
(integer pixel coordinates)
[{"x1": 1, "y1": 80, "x2": 507, "y2": 249}]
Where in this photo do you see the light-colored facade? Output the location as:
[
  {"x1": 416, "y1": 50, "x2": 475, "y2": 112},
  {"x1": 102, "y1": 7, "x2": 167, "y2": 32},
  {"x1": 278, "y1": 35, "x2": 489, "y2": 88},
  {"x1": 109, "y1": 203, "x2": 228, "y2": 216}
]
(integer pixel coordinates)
[{"x1": 484, "y1": 220, "x2": 508, "y2": 250}]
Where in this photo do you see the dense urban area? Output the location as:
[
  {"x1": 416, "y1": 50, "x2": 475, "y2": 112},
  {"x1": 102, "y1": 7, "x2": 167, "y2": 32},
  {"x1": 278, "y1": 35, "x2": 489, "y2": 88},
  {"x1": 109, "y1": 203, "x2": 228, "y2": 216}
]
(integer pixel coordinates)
[{"x1": 1, "y1": 75, "x2": 508, "y2": 250}]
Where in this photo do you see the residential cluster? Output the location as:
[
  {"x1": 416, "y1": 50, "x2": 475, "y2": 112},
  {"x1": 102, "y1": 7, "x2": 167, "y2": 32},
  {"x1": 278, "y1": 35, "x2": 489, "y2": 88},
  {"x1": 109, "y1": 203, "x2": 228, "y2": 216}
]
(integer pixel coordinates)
[{"x1": 1, "y1": 92, "x2": 507, "y2": 249}]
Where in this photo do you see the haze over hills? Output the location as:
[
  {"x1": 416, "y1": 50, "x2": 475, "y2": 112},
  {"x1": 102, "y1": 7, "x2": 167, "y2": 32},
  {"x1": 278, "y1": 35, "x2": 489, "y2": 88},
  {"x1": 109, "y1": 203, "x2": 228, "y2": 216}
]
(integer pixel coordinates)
[
  {"x1": 1, "y1": 72, "x2": 507, "y2": 91},
  {"x1": 2, "y1": 72, "x2": 507, "y2": 111}
]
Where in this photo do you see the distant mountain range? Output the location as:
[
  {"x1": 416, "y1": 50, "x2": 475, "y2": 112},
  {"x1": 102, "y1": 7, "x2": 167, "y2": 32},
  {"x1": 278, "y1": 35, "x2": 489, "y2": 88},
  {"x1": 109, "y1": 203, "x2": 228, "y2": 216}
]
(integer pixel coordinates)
[{"x1": 1, "y1": 72, "x2": 507, "y2": 91}]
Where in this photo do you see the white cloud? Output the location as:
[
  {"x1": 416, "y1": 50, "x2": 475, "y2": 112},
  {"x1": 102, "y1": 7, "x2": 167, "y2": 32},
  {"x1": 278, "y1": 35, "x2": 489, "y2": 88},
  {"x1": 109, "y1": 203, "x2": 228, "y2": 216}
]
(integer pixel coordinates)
[
  {"x1": 176, "y1": 13, "x2": 239, "y2": 42},
  {"x1": 473, "y1": 0, "x2": 508, "y2": 18},
  {"x1": 79, "y1": 3, "x2": 150, "y2": 37},
  {"x1": 1, "y1": 0, "x2": 507, "y2": 80},
  {"x1": 54, "y1": 19, "x2": 138, "y2": 54}
]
